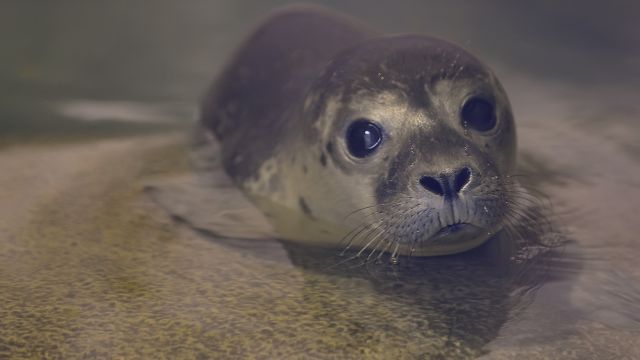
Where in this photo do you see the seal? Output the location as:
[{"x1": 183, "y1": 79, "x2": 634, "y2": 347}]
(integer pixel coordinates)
[{"x1": 200, "y1": 4, "x2": 517, "y2": 257}]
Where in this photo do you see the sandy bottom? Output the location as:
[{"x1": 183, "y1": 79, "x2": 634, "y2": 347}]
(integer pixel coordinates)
[
  {"x1": 0, "y1": 127, "x2": 639, "y2": 359},
  {"x1": 0, "y1": 135, "x2": 474, "y2": 358}
]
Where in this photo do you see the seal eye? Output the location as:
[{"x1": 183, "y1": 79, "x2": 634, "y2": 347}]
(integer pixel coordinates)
[
  {"x1": 461, "y1": 97, "x2": 496, "y2": 132},
  {"x1": 346, "y1": 119, "x2": 383, "y2": 158}
]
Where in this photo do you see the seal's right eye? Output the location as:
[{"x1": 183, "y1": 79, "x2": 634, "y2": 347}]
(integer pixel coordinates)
[{"x1": 346, "y1": 119, "x2": 383, "y2": 158}]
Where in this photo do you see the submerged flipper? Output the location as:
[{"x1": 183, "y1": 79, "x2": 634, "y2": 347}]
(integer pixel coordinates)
[{"x1": 144, "y1": 129, "x2": 278, "y2": 241}]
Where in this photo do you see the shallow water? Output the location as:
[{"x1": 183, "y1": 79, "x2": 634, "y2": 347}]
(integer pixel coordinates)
[{"x1": 1, "y1": 1, "x2": 639, "y2": 359}]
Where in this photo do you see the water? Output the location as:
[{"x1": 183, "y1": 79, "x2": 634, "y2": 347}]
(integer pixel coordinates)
[{"x1": 1, "y1": 1, "x2": 639, "y2": 359}]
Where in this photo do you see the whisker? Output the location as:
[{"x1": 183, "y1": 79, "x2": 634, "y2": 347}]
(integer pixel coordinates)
[{"x1": 340, "y1": 220, "x2": 383, "y2": 255}]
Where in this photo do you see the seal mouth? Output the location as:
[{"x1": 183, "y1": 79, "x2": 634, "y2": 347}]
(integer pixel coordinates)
[
  {"x1": 436, "y1": 222, "x2": 471, "y2": 236},
  {"x1": 429, "y1": 222, "x2": 484, "y2": 244},
  {"x1": 435, "y1": 222, "x2": 473, "y2": 237}
]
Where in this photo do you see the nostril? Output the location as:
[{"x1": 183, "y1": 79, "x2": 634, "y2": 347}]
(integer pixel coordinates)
[
  {"x1": 420, "y1": 176, "x2": 444, "y2": 196},
  {"x1": 454, "y1": 167, "x2": 472, "y2": 193}
]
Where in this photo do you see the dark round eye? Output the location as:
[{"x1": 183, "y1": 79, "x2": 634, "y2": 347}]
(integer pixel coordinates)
[
  {"x1": 346, "y1": 119, "x2": 383, "y2": 158},
  {"x1": 461, "y1": 97, "x2": 496, "y2": 132}
]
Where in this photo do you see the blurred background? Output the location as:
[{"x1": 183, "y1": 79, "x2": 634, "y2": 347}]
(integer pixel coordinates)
[{"x1": 1, "y1": 0, "x2": 638, "y2": 142}]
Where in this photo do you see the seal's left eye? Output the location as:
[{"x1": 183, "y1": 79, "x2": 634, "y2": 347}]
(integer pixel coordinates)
[
  {"x1": 346, "y1": 119, "x2": 383, "y2": 158},
  {"x1": 461, "y1": 97, "x2": 496, "y2": 132}
]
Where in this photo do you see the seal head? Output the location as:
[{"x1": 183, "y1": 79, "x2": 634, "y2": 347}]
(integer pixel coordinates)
[{"x1": 299, "y1": 35, "x2": 516, "y2": 256}]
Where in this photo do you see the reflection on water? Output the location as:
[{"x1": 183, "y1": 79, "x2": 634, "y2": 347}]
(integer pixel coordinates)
[
  {"x1": 1, "y1": 1, "x2": 639, "y2": 359},
  {"x1": 281, "y1": 234, "x2": 564, "y2": 353}
]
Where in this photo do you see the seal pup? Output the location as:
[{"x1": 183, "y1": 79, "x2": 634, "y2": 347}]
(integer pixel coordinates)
[{"x1": 199, "y1": 4, "x2": 519, "y2": 257}]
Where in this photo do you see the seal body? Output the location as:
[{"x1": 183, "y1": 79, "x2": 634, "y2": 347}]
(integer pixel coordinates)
[{"x1": 201, "y1": 5, "x2": 517, "y2": 256}]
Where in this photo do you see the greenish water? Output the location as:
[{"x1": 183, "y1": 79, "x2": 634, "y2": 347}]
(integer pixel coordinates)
[{"x1": 1, "y1": 1, "x2": 639, "y2": 359}]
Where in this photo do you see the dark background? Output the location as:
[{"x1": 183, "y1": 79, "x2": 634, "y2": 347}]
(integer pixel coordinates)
[{"x1": 2, "y1": 0, "x2": 637, "y2": 103}]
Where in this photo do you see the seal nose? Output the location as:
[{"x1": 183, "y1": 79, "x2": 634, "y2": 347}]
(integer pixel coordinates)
[{"x1": 419, "y1": 167, "x2": 472, "y2": 198}]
